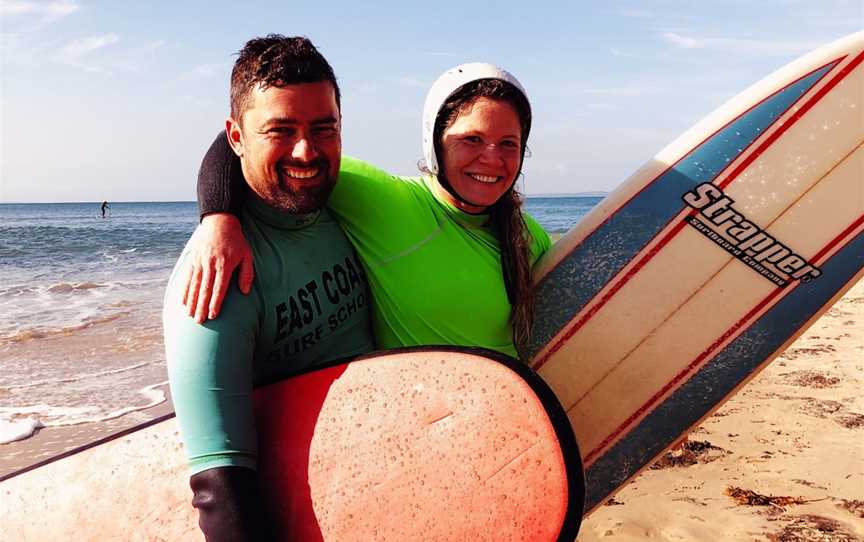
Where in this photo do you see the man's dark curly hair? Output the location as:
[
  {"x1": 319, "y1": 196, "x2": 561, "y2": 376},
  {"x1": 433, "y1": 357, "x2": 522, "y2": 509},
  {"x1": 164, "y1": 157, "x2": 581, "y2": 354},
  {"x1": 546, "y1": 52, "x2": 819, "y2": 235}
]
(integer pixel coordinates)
[{"x1": 230, "y1": 34, "x2": 341, "y2": 122}]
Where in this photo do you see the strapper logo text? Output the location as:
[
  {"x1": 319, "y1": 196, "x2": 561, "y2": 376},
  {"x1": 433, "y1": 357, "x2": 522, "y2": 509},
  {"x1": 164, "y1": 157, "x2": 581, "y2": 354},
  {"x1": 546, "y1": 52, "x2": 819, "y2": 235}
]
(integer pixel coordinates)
[{"x1": 682, "y1": 182, "x2": 822, "y2": 287}]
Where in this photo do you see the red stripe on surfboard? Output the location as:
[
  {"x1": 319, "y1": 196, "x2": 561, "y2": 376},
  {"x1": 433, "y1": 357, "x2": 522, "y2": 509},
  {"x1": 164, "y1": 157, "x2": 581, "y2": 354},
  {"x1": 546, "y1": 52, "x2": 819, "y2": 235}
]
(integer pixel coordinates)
[
  {"x1": 582, "y1": 211, "x2": 864, "y2": 465},
  {"x1": 581, "y1": 289, "x2": 785, "y2": 465},
  {"x1": 534, "y1": 219, "x2": 687, "y2": 369},
  {"x1": 718, "y1": 50, "x2": 864, "y2": 191},
  {"x1": 579, "y1": 142, "x2": 863, "y2": 462},
  {"x1": 533, "y1": 54, "x2": 847, "y2": 287},
  {"x1": 532, "y1": 50, "x2": 861, "y2": 371},
  {"x1": 577, "y1": 153, "x2": 863, "y2": 463},
  {"x1": 813, "y1": 213, "x2": 864, "y2": 262}
]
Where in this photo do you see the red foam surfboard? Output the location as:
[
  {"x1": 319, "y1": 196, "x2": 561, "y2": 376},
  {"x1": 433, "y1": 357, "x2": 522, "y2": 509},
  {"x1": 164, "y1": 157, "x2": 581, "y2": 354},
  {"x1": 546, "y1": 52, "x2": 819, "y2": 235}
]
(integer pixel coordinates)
[{"x1": 1, "y1": 347, "x2": 584, "y2": 541}]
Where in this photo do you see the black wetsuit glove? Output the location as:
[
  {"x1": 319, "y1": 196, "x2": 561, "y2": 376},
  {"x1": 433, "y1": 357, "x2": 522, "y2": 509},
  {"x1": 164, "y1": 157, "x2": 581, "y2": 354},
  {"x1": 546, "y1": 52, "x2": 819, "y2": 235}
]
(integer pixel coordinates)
[
  {"x1": 189, "y1": 466, "x2": 275, "y2": 542},
  {"x1": 197, "y1": 131, "x2": 247, "y2": 220}
]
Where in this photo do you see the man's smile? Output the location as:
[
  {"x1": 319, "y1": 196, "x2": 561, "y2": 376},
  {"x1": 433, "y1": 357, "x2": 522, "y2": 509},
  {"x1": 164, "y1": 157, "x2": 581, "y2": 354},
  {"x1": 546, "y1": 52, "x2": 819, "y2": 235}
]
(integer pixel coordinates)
[{"x1": 281, "y1": 165, "x2": 321, "y2": 179}]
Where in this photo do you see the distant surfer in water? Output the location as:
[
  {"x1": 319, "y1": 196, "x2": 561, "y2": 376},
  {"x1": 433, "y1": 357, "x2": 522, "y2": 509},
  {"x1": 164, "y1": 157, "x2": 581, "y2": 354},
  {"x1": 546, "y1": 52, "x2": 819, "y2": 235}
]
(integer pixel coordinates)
[
  {"x1": 164, "y1": 36, "x2": 374, "y2": 541},
  {"x1": 100, "y1": 201, "x2": 110, "y2": 218},
  {"x1": 187, "y1": 62, "x2": 548, "y2": 360}
]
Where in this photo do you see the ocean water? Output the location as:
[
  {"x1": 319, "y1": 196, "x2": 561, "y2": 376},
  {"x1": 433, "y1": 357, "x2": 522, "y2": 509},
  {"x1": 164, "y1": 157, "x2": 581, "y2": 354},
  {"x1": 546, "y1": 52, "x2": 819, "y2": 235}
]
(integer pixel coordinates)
[
  {"x1": 0, "y1": 197, "x2": 599, "y2": 448},
  {"x1": 526, "y1": 196, "x2": 604, "y2": 234}
]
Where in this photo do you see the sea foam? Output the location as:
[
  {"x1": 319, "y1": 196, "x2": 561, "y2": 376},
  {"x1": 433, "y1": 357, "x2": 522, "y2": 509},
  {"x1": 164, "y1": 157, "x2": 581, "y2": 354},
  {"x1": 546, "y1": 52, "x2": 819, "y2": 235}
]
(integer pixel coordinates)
[
  {"x1": 0, "y1": 381, "x2": 169, "y2": 443},
  {"x1": 0, "y1": 417, "x2": 44, "y2": 445}
]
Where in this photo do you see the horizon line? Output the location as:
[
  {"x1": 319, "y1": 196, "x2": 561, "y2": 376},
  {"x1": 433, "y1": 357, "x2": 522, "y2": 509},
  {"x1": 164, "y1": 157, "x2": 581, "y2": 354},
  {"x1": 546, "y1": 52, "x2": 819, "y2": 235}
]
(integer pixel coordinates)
[{"x1": 0, "y1": 192, "x2": 610, "y2": 205}]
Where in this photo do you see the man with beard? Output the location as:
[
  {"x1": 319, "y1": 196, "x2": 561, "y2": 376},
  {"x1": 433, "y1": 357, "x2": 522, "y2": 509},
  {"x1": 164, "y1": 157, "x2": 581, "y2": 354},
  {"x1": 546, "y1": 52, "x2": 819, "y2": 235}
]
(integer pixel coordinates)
[{"x1": 163, "y1": 35, "x2": 373, "y2": 542}]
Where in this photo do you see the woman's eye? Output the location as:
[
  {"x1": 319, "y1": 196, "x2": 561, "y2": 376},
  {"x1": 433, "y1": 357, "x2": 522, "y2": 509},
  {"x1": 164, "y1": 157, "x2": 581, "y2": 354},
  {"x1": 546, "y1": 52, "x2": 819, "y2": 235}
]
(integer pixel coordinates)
[
  {"x1": 463, "y1": 136, "x2": 483, "y2": 144},
  {"x1": 501, "y1": 140, "x2": 520, "y2": 149}
]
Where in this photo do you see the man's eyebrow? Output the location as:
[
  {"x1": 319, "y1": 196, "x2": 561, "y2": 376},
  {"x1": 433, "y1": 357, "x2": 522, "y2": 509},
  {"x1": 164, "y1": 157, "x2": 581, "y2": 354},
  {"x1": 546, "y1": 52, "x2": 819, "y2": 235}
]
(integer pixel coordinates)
[
  {"x1": 262, "y1": 116, "x2": 338, "y2": 127},
  {"x1": 262, "y1": 117, "x2": 298, "y2": 127},
  {"x1": 311, "y1": 115, "x2": 339, "y2": 125}
]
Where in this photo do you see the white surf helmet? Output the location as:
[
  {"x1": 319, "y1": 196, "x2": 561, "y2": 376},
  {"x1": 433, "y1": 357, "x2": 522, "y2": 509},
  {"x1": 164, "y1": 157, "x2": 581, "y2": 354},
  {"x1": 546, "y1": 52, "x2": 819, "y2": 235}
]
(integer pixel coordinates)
[{"x1": 421, "y1": 62, "x2": 531, "y2": 175}]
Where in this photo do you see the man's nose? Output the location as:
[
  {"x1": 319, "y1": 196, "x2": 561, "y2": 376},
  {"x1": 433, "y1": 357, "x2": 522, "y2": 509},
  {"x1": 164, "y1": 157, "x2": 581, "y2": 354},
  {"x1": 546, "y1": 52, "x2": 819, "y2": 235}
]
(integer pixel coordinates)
[{"x1": 291, "y1": 136, "x2": 317, "y2": 161}]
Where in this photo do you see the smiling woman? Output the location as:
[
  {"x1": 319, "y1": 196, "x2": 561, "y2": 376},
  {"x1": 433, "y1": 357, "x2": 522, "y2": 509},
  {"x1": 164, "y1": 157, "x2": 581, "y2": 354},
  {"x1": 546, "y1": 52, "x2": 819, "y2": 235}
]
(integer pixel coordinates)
[
  {"x1": 424, "y1": 74, "x2": 536, "y2": 346},
  {"x1": 438, "y1": 98, "x2": 522, "y2": 209},
  {"x1": 435, "y1": 95, "x2": 524, "y2": 211}
]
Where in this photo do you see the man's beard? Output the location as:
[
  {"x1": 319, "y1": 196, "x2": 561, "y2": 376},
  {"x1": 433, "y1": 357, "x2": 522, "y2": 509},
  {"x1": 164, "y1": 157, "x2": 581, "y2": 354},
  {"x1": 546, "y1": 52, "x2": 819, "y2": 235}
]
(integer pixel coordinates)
[{"x1": 258, "y1": 159, "x2": 337, "y2": 214}]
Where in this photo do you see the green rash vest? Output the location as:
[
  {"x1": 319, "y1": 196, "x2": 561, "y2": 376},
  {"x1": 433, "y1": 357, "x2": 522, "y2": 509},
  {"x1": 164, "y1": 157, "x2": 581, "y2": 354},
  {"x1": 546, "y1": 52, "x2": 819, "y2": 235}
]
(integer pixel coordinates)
[
  {"x1": 329, "y1": 157, "x2": 551, "y2": 359},
  {"x1": 163, "y1": 198, "x2": 374, "y2": 474}
]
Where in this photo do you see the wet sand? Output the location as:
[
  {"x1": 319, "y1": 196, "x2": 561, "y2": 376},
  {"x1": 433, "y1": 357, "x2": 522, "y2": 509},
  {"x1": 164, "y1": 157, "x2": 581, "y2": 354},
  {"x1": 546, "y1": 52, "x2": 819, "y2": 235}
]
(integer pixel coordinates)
[
  {"x1": 0, "y1": 397, "x2": 173, "y2": 478},
  {"x1": 0, "y1": 310, "x2": 170, "y2": 479}
]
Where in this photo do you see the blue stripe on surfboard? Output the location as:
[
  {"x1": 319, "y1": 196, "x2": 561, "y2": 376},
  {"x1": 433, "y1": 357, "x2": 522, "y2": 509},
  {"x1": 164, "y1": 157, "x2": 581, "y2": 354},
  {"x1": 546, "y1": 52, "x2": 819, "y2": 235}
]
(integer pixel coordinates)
[
  {"x1": 523, "y1": 62, "x2": 838, "y2": 360},
  {"x1": 583, "y1": 226, "x2": 864, "y2": 511}
]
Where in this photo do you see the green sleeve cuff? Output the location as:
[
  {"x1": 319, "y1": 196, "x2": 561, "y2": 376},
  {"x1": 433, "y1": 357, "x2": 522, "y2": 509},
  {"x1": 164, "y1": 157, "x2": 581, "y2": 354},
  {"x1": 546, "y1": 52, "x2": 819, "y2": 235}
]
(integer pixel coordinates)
[{"x1": 188, "y1": 452, "x2": 258, "y2": 476}]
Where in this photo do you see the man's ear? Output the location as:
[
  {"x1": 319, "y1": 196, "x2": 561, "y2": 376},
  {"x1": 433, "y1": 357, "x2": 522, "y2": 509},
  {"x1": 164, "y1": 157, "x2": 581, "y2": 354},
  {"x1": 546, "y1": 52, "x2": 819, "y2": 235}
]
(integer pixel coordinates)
[{"x1": 225, "y1": 117, "x2": 244, "y2": 158}]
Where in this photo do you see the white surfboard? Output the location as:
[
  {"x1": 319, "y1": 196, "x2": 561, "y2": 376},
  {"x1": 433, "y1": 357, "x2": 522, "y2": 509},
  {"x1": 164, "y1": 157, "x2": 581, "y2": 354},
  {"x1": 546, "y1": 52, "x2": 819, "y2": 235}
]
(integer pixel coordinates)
[{"x1": 521, "y1": 31, "x2": 864, "y2": 513}]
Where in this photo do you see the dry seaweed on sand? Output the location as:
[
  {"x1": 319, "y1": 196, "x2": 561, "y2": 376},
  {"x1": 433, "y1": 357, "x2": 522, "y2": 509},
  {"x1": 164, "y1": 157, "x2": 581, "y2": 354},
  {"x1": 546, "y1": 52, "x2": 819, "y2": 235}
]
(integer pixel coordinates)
[
  {"x1": 725, "y1": 486, "x2": 827, "y2": 510},
  {"x1": 837, "y1": 413, "x2": 864, "y2": 429},
  {"x1": 836, "y1": 499, "x2": 864, "y2": 519},
  {"x1": 766, "y1": 514, "x2": 858, "y2": 542},
  {"x1": 777, "y1": 370, "x2": 840, "y2": 388},
  {"x1": 650, "y1": 439, "x2": 729, "y2": 469}
]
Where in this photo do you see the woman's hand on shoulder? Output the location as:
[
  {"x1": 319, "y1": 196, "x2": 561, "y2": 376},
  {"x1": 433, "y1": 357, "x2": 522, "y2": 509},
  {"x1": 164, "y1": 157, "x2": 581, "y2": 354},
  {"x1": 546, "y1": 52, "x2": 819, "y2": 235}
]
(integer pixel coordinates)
[{"x1": 181, "y1": 213, "x2": 255, "y2": 323}]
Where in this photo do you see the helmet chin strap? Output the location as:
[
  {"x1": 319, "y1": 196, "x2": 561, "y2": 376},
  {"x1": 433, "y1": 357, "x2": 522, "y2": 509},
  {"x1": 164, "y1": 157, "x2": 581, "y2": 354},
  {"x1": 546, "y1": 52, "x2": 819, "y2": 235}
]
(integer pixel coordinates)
[
  {"x1": 435, "y1": 160, "x2": 523, "y2": 215},
  {"x1": 435, "y1": 172, "x2": 491, "y2": 214}
]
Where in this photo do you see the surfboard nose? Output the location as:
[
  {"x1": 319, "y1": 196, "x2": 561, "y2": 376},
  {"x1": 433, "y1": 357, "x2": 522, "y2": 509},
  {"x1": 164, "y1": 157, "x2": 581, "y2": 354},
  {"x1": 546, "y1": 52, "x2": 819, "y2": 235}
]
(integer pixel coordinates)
[{"x1": 253, "y1": 347, "x2": 585, "y2": 541}]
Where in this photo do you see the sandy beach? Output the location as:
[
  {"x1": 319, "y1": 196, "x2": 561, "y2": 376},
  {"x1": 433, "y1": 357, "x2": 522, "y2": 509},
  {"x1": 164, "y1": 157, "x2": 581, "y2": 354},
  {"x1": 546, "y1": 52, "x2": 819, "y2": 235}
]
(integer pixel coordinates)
[
  {"x1": 577, "y1": 278, "x2": 864, "y2": 541},
  {"x1": 4, "y1": 280, "x2": 860, "y2": 542},
  {"x1": 1, "y1": 233, "x2": 860, "y2": 540}
]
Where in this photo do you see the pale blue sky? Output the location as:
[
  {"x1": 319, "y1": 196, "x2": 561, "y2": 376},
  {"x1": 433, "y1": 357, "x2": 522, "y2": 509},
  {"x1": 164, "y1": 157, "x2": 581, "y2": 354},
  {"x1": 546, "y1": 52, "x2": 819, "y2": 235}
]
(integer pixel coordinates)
[{"x1": 1, "y1": 0, "x2": 861, "y2": 202}]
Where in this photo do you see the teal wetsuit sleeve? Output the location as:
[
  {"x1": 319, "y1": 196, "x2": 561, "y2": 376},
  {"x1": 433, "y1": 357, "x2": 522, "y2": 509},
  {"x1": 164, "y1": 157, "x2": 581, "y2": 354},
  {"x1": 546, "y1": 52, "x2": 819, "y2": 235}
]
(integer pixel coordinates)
[
  {"x1": 163, "y1": 250, "x2": 260, "y2": 475},
  {"x1": 523, "y1": 212, "x2": 552, "y2": 265}
]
